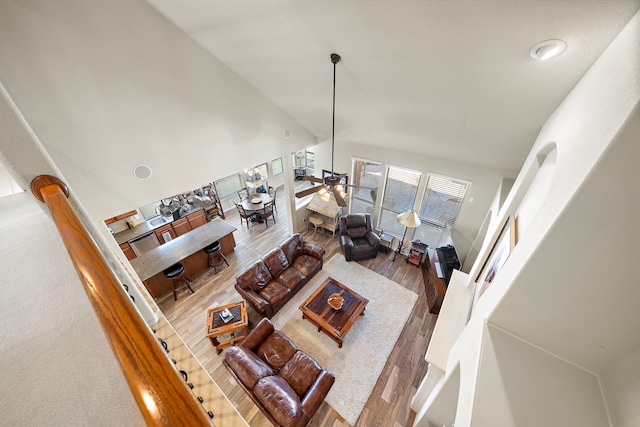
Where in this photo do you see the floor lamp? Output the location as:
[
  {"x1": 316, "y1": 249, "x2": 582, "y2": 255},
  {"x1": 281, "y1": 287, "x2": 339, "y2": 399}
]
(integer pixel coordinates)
[{"x1": 394, "y1": 210, "x2": 421, "y2": 261}]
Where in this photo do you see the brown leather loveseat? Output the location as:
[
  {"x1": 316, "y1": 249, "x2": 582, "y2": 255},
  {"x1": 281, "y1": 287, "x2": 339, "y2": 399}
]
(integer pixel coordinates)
[
  {"x1": 235, "y1": 233, "x2": 325, "y2": 318},
  {"x1": 224, "y1": 318, "x2": 335, "y2": 427}
]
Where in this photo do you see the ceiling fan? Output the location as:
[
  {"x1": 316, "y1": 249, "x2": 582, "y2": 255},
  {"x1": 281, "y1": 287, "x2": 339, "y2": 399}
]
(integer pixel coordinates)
[{"x1": 294, "y1": 53, "x2": 353, "y2": 208}]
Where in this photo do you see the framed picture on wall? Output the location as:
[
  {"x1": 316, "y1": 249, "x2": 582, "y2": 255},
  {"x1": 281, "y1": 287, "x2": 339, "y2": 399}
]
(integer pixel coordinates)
[{"x1": 474, "y1": 214, "x2": 517, "y2": 299}]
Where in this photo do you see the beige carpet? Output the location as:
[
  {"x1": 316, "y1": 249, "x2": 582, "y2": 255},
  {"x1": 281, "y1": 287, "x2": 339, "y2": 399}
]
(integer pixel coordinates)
[{"x1": 271, "y1": 254, "x2": 418, "y2": 426}]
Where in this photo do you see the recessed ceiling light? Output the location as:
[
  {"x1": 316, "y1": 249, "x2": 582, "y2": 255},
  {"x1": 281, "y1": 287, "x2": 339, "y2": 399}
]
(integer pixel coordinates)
[{"x1": 530, "y1": 39, "x2": 567, "y2": 61}]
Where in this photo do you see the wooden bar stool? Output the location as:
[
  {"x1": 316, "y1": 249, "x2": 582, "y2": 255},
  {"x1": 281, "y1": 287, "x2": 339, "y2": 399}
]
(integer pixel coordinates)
[
  {"x1": 163, "y1": 263, "x2": 194, "y2": 301},
  {"x1": 309, "y1": 215, "x2": 325, "y2": 236},
  {"x1": 204, "y1": 241, "x2": 229, "y2": 274}
]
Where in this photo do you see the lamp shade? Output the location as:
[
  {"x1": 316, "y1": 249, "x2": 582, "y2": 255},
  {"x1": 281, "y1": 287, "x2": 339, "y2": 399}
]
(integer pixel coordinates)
[{"x1": 396, "y1": 210, "x2": 421, "y2": 228}]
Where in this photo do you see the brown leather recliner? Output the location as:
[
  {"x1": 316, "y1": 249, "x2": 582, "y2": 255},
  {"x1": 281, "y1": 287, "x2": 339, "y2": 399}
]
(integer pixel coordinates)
[
  {"x1": 224, "y1": 318, "x2": 335, "y2": 427},
  {"x1": 339, "y1": 213, "x2": 381, "y2": 261}
]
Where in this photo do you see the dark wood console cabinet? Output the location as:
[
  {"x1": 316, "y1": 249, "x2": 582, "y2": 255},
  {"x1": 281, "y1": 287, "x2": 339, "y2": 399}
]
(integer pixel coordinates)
[{"x1": 422, "y1": 248, "x2": 447, "y2": 314}]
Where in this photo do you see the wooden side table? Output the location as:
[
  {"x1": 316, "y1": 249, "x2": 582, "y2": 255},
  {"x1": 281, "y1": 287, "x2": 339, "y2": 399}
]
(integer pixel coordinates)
[{"x1": 205, "y1": 300, "x2": 249, "y2": 354}]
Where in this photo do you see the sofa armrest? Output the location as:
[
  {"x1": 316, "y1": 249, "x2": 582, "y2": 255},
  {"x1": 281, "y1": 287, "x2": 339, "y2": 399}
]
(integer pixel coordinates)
[
  {"x1": 235, "y1": 284, "x2": 272, "y2": 318},
  {"x1": 241, "y1": 317, "x2": 275, "y2": 351},
  {"x1": 365, "y1": 231, "x2": 381, "y2": 247},
  {"x1": 339, "y1": 235, "x2": 354, "y2": 261},
  {"x1": 302, "y1": 241, "x2": 326, "y2": 260},
  {"x1": 300, "y1": 369, "x2": 335, "y2": 420}
]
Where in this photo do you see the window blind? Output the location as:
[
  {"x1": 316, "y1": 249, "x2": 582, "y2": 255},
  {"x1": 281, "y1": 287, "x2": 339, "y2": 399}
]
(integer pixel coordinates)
[
  {"x1": 382, "y1": 167, "x2": 421, "y2": 214},
  {"x1": 214, "y1": 173, "x2": 243, "y2": 199},
  {"x1": 418, "y1": 175, "x2": 469, "y2": 229}
]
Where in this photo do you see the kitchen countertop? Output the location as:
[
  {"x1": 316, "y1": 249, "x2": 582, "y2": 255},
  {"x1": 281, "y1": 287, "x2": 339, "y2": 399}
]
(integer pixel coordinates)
[
  {"x1": 114, "y1": 206, "x2": 205, "y2": 245},
  {"x1": 129, "y1": 217, "x2": 236, "y2": 281}
]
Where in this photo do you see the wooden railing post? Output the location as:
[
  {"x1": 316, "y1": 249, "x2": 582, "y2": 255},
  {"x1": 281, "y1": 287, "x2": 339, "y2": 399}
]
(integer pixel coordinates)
[{"x1": 31, "y1": 175, "x2": 212, "y2": 426}]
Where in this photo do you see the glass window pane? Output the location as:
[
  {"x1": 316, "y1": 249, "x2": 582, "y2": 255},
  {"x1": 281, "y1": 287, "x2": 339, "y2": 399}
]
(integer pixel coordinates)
[
  {"x1": 350, "y1": 159, "x2": 381, "y2": 215},
  {"x1": 380, "y1": 166, "x2": 421, "y2": 237},
  {"x1": 271, "y1": 157, "x2": 283, "y2": 176},
  {"x1": 214, "y1": 173, "x2": 243, "y2": 199},
  {"x1": 418, "y1": 175, "x2": 469, "y2": 229},
  {"x1": 382, "y1": 167, "x2": 421, "y2": 215},
  {"x1": 254, "y1": 162, "x2": 268, "y2": 179}
]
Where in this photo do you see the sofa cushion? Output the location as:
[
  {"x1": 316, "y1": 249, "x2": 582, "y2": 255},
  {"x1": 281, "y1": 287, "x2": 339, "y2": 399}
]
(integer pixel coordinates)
[
  {"x1": 278, "y1": 267, "x2": 306, "y2": 290},
  {"x1": 263, "y1": 247, "x2": 290, "y2": 278},
  {"x1": 254, "y1": 376, "x2": 303, "y2": 427},
  {"x1": 237, "y1": 260, "x2": 273, "y2": 292},
  {"x1": 224, "y1": 346, "x2": 274, "y2": 389},
  {"x1": 291, "y1": 254, "x2": 322, "y2": 278},
  {"x1": 259, "y1": 281, "x2": 291, "y2": 306},
  {"x1": 279, "y1": 351, "x2": 323, "y2": 398},
  {"x1": 257, "y1": 330, "x2": 298, "y2": 373},
  {"x1": 280, "y1": 234, "x2": 304, "y2": 264}
]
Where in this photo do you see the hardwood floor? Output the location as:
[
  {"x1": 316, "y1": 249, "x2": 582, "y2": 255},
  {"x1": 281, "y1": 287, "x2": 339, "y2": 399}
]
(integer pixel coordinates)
[{"x1": 158, "y1": 193, "x2": 437, "y2": 427}]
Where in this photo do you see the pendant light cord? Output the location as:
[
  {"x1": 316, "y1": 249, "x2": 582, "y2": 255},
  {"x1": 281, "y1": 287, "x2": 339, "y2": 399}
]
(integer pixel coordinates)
[
  {"x1": 330, "y1": 53, "x2": 340, "y2": 177},
  {"x1": 331, "y1": 57, "x2": 336, "y2": 176}
]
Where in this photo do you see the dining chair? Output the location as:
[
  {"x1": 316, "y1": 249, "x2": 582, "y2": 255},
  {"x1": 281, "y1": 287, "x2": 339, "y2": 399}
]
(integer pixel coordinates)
[
  {"x1": 235, "y1": 202, "x2": 256, "y2": 227},
  {"x1": 261, "y1": 200, "x2": 275, "y2": 227},
  {"x1": 268, "y1": 186, "x2": 277, "y2": 213},
  {"x1": 237, "y1": 187, "x2": 249, "y2": 201}
]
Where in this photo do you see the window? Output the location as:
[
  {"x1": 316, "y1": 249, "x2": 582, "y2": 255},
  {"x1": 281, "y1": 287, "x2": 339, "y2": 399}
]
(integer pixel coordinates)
[
  {"x1": 350, "y1": 159, "x2": 381, "y2": 215},
  {"x1": 418, "y1": 174, "x2": 469, "y2": 229},
  {"x1": 379, "y1": 166, "x2": 421, "y2": 236},
  {"x1": 413, "y1": 174, "x2": 469, "y2": 247},
  {"x1": 254, "y1": 162, "x2": 268, "y2": 179},
  {"x1": 271, "y1": 157, "x2": 284, "y2": 176},
  {"x1": 291, "y1": 149, "x2": 314, "y2": 169},
  {"x1": 214, "y1": 173, "x2": 243, "y2": 199},
  {"x1": 305, "y1": 150, "x2": 315, "y2": 169}
]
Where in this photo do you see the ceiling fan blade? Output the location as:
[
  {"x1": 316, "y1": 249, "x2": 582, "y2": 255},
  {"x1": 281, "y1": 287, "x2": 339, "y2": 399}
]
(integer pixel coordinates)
[
  {"x1": 295, "y1": 185, "x2": 323, "y2": 198},
  {"x1": 332, "y1": 186, "x2": 347, "y2": 207},
  {"x1": 303, "y1": 176, "x2": 323, "y2": 184}
]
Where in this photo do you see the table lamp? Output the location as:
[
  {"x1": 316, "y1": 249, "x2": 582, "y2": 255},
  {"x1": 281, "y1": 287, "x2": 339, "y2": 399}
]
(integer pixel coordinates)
[{"x1": 394, "y1": 210, "x2": 421, "y2": 261}]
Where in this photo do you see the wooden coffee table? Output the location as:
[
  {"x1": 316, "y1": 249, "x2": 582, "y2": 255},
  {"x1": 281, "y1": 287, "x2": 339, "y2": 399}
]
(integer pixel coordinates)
[
  {"x1": 299, "y1": 277, "x2": 369, "y2": 348},
  {"x1": 205, "y1": 300, "x2": 249, "y2": 354}
]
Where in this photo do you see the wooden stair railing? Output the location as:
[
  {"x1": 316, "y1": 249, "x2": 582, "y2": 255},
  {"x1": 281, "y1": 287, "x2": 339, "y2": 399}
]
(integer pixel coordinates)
[{"x1": 31, "y1": 175, "x2": 212, "y2": 426}]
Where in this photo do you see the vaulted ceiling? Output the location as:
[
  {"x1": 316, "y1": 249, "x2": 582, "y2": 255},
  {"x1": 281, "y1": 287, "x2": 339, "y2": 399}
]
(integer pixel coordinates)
[{"x1": 147, "y1": 0, "x2": 640, "y2": 171}]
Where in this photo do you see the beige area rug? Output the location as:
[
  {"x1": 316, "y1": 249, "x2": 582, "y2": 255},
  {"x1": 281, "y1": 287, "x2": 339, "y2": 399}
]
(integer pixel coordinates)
[{"x1": 271, "y1": 254, "x2": 418, "y2": 426}]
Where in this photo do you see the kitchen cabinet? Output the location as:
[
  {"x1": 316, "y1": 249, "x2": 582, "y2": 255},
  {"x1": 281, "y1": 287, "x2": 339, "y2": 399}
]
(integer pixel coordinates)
[
  {"x1": 104, "y1": 209, "x2": 137, "y2": 225},
  {"x1": 187, "y1": 209, "x2": 206, "y2": 229},
  {"x1": 155, "y1": 224, "x2": 176, "y2": 244},
  {"x1": 119, "y1": 242, "x2": 136, "y2": 260},
  {"x1": 172, "y1": 217, "x2": 191, "y2": 237}
]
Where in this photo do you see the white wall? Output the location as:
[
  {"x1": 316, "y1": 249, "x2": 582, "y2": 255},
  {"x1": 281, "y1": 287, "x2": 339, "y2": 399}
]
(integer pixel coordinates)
[
  {"x1": 0, "y1": 0, "x2": 316, "y2": 228},
  {"x1": 0, "y1": 193, "x2": 144, "y2": 426},
  {"x1": 415, "y1": 9, "x2": 640, "y2": 427},
  {"x1": 336, "y1": 140, "x2": 515, "y2": 264}
]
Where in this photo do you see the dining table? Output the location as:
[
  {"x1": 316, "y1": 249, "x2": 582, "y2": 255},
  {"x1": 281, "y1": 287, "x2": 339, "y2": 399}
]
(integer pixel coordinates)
[{"x1": 240, "y1": 192, "x2": 273, "y2": 213}]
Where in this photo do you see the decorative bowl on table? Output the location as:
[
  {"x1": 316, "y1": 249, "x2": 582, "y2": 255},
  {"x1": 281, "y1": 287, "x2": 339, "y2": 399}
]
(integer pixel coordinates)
[
  {"x1": 251, "y1": 197, "x2": 261, "y2": 204},
  {"x1": 327, "y1": 293, "x2": 344, "y2": 310}
]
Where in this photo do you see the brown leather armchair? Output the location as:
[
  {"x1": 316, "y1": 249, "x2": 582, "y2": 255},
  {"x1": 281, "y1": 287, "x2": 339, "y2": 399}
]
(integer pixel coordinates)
[
  {"x1": 339, "y1": 213, "x2": 381, "y2": 261},
  {"x1": 224, "y1": 318, "x2": 335, "y2": 427}
]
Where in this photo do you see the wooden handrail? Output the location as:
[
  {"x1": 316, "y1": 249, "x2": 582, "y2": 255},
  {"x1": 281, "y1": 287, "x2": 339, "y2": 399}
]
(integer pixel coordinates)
[{"x1": 31, "y1": 175, "x2": 212, "y2": 426}]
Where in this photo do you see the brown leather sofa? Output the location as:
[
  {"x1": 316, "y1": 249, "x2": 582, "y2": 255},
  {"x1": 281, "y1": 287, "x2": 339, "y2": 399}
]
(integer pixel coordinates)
[
  {"x1": 235, "y1": 233, "x2": 325, "y2": 318},
  {"x1": 339, "y1": 213, "x2": 381, "y2": 261},
  {"x1": 224, "y1": 318, "x2": 335, "y2": 427}
]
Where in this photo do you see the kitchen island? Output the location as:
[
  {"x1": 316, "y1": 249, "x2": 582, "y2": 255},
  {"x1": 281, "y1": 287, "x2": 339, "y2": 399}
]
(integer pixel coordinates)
[{"x1": 130, "y1": 217, "x2": 237, "y2": 298}]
